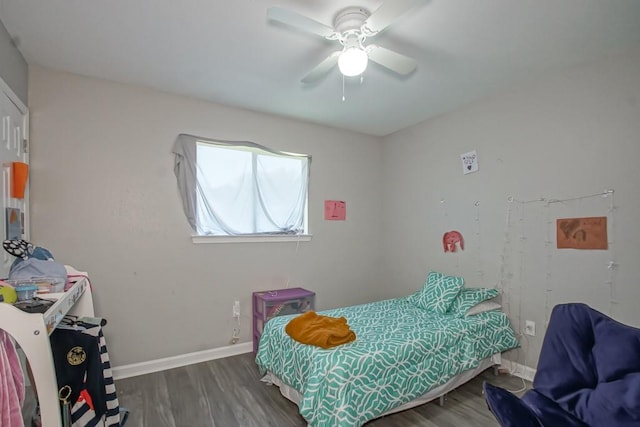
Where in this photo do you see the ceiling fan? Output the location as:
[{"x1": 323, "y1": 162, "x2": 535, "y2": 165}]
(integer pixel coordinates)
[{"x1": 268, "y1": 0, "x2": 425, "y2": 84}]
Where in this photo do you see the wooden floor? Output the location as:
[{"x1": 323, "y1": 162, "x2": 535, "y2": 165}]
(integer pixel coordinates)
[{"x1": 112, "y1": 352, "x2": 529, "y2": 427}]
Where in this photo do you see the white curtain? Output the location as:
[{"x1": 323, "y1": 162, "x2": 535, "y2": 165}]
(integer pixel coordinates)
[{"x1": 173, "y1": 134, "x2": 310, "y2": 236}]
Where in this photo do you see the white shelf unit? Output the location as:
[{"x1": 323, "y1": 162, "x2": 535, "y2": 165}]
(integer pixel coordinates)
[{"x1": 0, "y1": 277, "x2": 94, "y2": 427}]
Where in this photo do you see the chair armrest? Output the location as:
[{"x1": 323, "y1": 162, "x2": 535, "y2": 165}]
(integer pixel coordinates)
[
  {"x1": 522, "y1": 390, "x2": 588, "y2": 427},
  {"x1": 483, "y1": 382, "x2": 542, "y2": 427}
]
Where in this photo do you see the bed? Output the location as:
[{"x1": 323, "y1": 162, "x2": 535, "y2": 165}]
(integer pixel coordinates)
[{"x1": 255, "y1": 296, "x2": 519, "y2": 427}]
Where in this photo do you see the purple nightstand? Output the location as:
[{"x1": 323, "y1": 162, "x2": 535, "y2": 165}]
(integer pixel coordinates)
[{"x1": 252, "y1": 287, "x2": 315, "y2": 354}]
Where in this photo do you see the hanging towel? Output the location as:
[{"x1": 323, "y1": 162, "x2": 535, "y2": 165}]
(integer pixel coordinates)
[
  {"x1": 285, "y1": 311, "x2": 356, "y2": 349},
  {"x1": 50, "y1": 327, "x2": 106, "y2": 418},
  {"x1": 51, "y1": 319, "x2": 121, "y2": 427},
  {"x1": 72, "y1": 323, "x2": 121, "y2": 427},
  {"x1": 0, "y1": 329, "x2": 25, "y2": 427}
]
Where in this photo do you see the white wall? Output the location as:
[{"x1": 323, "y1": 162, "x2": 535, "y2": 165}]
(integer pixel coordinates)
[
  {"x1": 0, "y1": 17, "x2": 27, "y2": 105},
  {"x1": 28, "y1": 66, "x2": 384, "y2": 366},
  {"x1": 381, "y1": 48, "x2": 640, "y2": 368},
  {"x1": 28, "y1": 48, "x2": 640, "y2": 370}
]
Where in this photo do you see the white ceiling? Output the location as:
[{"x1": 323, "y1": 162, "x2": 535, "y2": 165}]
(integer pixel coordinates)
[{"x1": 1, "y1": 0, "x2": 640, "y2": 136}]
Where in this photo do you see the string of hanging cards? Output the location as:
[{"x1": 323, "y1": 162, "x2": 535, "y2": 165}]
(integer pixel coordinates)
[{"x1": 497, "y1": 189, "x2": 617, "y2": 329}]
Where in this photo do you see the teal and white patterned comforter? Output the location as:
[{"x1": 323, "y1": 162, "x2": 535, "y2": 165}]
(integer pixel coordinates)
[{"x1": 255, "y1": 297, "x2": 519, "y2": 427}]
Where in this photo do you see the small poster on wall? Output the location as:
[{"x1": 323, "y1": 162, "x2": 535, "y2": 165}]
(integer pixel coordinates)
[
  {"x1": 5, "y1": 208, "x2": 22, "y2": 240},
  {"x1": 460, "y1": 150, "x2": 479, "y2": 175},
  {"x1": 324, "y1": 200, "x2": 346, "y2": 221},
  {"x1": 557, "y1": 216, "x2": 608, "y2": 249}
]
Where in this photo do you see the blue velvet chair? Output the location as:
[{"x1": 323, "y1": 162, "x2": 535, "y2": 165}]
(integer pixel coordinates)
[{"x1": 484, "y1": 303, "x2": 640, "y2": 426}]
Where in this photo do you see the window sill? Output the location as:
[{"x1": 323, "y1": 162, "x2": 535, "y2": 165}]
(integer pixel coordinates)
[{"x1": 191, "y1": 234, "x2": 312, "y2": 244}]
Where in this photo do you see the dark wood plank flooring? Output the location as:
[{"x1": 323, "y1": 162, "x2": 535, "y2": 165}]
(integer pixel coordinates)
[{"x1": 113, "y1": 353, "x2": 529, "y2": 427}]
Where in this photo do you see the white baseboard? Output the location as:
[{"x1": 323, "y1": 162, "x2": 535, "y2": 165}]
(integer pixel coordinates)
[
  {"x1": 112, "y1": 341, "x2": 253, "y2": 380},
  {"x1": 111, "y1": 343, "x2": 535, "y2": 384},
  {"x1": 500, "y1": 359, "x2": 537, "y2": 382}
]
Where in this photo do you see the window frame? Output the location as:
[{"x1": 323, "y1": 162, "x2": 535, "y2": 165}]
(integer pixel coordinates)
[{"x1": 173, "y1": 134, "x2": 312, "y2": 243}]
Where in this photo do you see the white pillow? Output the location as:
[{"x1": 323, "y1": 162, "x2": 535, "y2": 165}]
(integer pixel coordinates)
[{"x1": 466, "y1": 301, "x2": 502, "y2": 316}]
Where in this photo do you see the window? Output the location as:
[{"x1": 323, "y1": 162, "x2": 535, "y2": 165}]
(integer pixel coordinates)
[{"x1": 173, "y1": 134, "x2": 310, "y2": 238}]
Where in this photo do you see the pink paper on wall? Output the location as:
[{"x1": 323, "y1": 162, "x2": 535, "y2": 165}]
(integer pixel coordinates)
[{"x1": 324, "y1": 200, "x2": 346, "y2": 221}]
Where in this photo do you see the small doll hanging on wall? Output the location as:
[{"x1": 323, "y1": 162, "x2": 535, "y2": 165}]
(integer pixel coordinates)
[{"x1": 443, "y1": 231, "x2": 464, "y2": 253}]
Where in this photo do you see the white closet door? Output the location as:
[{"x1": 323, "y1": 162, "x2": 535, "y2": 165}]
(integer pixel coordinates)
[{"x1": 0, "y1": 87, "x2": 28, "y2": 278}]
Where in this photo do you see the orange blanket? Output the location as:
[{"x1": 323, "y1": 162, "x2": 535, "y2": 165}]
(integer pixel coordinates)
[{"x1": 285, "y1": 311, "x2": 356, "y2": 349}]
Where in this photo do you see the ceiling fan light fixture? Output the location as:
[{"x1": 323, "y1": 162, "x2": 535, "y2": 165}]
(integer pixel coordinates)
[{"x1": 338, "y1": 47, "x2": 368, "y2": 77}]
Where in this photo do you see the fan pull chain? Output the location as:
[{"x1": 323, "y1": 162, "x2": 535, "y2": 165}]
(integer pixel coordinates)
[{"x1": 342, "y1": 75, "x2": 346, "y2": 101}]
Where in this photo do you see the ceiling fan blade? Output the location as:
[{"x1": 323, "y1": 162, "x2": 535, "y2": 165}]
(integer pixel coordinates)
[
  {"x1": 267, "y1": 7, "x2": 336, "y2": 39},
  {"x1": 366, "y1": 45, "x2": 417, "y2": 75},
  {"x1": 364, "y1": 0, "x2": 426, "y2": 34},
  {"x1": 301, "y1": 51, "x2": 341, "y2": 84}
]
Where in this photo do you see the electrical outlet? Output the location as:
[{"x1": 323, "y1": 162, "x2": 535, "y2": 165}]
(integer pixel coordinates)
[
  {"x1": 231, "y1": 328, "x2": 240, "y2": 345},
  {"x1": 524, "y1": 320, "x2": 536, "y2": 336},
  {"x1": 233, "y1": 300, "x2": 240, "y2": 318}
]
